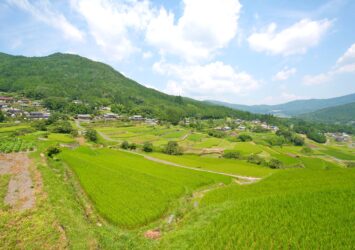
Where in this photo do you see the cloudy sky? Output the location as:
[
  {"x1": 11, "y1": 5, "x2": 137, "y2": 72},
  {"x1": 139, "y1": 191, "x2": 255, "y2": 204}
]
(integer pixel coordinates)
[{"x1": 1, "y1": 0, "x2": 355, "y2": 105}]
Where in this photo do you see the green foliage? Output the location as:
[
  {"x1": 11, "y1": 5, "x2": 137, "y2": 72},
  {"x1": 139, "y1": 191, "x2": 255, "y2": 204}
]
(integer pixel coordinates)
[
  {"x1": 306, "y1": 130, "x2": 327, "y2": 143},
  {"x1": 247, "y1": 154, "x2": 265, "y2": 165},
  {"x1": 0, "y1": 138, "x2": 35, "y2": 153},
  {"x1": 0, "y1": 110, "x2": 5, "y2": 122},
  {"x1": 85, "y1": 129, "x2": 97, "y2": 142},
  {"x1": 208, "y1": 130, "x2": 225, "y2": 138},
  {"x1": 301, "y1": 146, "x2": 313, "y2": 154},
  {"x1": 268, "y1": 158, "x2": 283, "y2": 169},
  {"x1": 120, "y1": 141, "x2": 129, "y2": 150},
  {"x1": 345, "y1": 161, "x2": 355, "y2": 168},
  {"x1": 292, "y1": 135, "x2": 305, "y2": 146},
  {"x1": 237, "y1": 134, "x2": 252, "y2": 142},
  {"x1": 47, "y1": 146, "x2": 61, "y2": 158},
  {"x1": 49, "y1": 120, "x2": 76, "y2": 134},
  {"x1": 222, "y1": 151, "x2": 241, "y2": 159},
  {"x1": 164, "y1": 141, "x2": 183, "y2": 155},
  {"x1": 142, "y1": 142, "x2": 153, "y2": 152}
]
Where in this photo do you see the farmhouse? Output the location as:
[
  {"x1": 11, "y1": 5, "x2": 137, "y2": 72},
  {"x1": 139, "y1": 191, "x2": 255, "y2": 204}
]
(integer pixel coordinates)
[
  {"x1": 103, "y1": 113, "x2": 119, "y2": 120},
  {"x1": 6, "y1": 108, "x2": 22, "y2": 115},
  {"x1": 0, "y1": 96, "x2": 14, "y2": 103},
  {"x1": 77, "y1": 114, "x2": 92, "y2": 121},
  {"x1": 130, "y1": 115, "x2": 144, "y2": 121},
  {"x1": 28, "y1": 112, "x2": 51, "y2": 119}
]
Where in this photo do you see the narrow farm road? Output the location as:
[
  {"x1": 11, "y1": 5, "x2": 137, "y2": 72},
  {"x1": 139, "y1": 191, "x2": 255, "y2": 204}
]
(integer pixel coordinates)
[
  {"x1": 121, "y1": 149, "x2": 261, "y2": 182},
  {"x1": 97, "y1": 131, "x2": 120, "y2": 142}
]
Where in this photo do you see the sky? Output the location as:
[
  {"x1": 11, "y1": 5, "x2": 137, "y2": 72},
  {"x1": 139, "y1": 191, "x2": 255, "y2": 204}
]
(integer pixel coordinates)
[{"x1": 0, "y1": 0, "x2": 355, "y2": 105}]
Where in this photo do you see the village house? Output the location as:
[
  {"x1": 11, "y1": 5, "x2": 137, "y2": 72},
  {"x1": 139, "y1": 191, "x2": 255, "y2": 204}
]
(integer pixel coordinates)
[
  {"x1": 28, "y1": 112, "x2": 50, "y2": 119},
  {"x1": 238, "y1": 125, "x2": 246, "y2": 131},
  {"x1": 6, "y1": 108, "x2": 22, "y2": 116},
  {"x1": 103, "y1": 113, "x2": 119, "y2": 120},
  {"x1": 77, "y1": 114, "x2": 92, "y2": 121},
  {"x1": 32, "y1": 101, "x2": 42, "y2": 107},
  {"x1": 145, "y1": 118, "x2": 158, "y2": 126},
  {"x1": 130, "y1": 115, "x2": 144, "y2": 121},
  {"x1": 0, "y1": 96, "x2": 14, "y2": 103},
  {"x1": 17, "y1": 99, "x2": 31, "y2": 104}
]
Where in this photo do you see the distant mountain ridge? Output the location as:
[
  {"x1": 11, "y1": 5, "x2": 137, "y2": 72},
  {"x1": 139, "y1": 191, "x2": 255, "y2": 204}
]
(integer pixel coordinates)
[{"x1": 208, "y1": 93, "x2": 355, "y2": 117}]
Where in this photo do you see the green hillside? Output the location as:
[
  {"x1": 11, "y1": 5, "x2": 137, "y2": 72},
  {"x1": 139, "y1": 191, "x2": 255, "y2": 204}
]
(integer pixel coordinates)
[
  {"x1": 298, "y1": 102, "x2": 355, "y2": 124},
  {"x1": 208, "y1": 93, "x2": 355, "y2": 117},
  {"x1": 0, "y1": 52, "x2": 255, "y2": 123}
]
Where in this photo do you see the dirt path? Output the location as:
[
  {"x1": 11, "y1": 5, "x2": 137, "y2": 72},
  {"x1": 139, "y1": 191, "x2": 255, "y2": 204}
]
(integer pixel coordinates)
[
  {"x1": 0, "y1": 153, "x2": 35, "y2": 211},
  {"x1": 122, "y1": 150, "x2": 261, "y2": 182}
]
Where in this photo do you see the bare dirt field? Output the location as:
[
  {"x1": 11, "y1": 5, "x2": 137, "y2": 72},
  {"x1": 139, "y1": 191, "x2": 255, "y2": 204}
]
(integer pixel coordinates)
[{"x1": 0, "y1": 153, "x2": 36, "y2": 211}]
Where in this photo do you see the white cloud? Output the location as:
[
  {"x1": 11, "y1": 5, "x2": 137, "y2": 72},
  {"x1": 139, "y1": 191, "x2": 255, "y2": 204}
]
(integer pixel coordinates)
[
  {"x1": 8, "y1": 0, "x2": 84, "y2": 42},
  {"x1": 303, "y1": 43, "x2": 355, "y2": 85},
  {"x1": 337, "y1": 43, "x2": 355, "y2": 65},
  {"x1": 142, "y1": 51, "x2": 153, "y2": 59},
  {"x1": 146, "y1": 0, "x2": 241, "y2": 62},
  {"x1": 153, "y1": 61, "x2": 259, "y2": 101},
  {"x1": 248, "y1": 19, "x2": 332, "y2": 56},
  {"x1": 273, "y1": 67, "x2": 297, "y2": 81},
  {"x1": 71, "y1": 0, "x2": 154, "y2": 60}
]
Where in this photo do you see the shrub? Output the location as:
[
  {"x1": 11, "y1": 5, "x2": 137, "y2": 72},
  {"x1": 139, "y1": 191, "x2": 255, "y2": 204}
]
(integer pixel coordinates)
[
  {"x1": 292, "y1": 135, "x2": 305, "y2": 146},
  {"x1": 237, "y1": 134, "x2": 252, "y2": 142},
  {"x1": 268, "y1": 158, "x2": 283, "y2": 169},
  {"x1": 345, "y1": 161, "x2": 355, "y2": 168},
  {"x1": 306, "y1": 130, "x2": 326, "y2": 143},
  {"x1": 164, "y1": 141, "x2": 183, "y2": 155},
  {"x1": 143, "y1": 142, "x2": 153, "y2": 152},
  {"x1": 223, "y1": 151, "x2": 241, "y2": 159},
  {"x1": 208, "y1": 130, "x2": 225, "y2": 138},
  {"x1": 0, "y1": 110, "x2": 5, "y2": 122},
  {"x1": 247, "y1": 154, "x2": 265, "y2": 165},
  {"x1": 47, "y1": 146, "x2": 61, "y2": 158},
  {"x1": 128, "y1": 143, "x2": 137, "y2": 150},
  {"x1": 85, "y1": 129, "x2": 98, "y2": 142},
  {"x1": 121, "y1": 141, "x2": 130, "y2": 150}
]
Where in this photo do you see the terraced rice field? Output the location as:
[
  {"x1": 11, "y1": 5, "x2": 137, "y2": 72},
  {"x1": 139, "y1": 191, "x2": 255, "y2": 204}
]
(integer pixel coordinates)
[
  {"x1": 159, "y1": 159, "x2": 355, "y2": 249},
  {"x1": 60, "y1": 147, "x2": 231, "y2": 227}
]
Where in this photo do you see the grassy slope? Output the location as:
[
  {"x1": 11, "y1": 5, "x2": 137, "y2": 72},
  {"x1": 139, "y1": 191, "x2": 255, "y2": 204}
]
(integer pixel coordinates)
[
  {"x1": 298, "y1": 102, "x2": 355, "y2": 124},
  {"x1": 60, "y1": 147, "x2": 230, "y2": 228},
  {"x1": 160, "y1": 158, "x2": 355, "y2": 249}
]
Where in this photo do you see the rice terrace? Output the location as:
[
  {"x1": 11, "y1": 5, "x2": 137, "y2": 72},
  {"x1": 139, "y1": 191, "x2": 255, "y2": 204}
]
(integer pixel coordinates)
[{"x1": 1, "y1": 0, "x2": 355, "y2": 249}]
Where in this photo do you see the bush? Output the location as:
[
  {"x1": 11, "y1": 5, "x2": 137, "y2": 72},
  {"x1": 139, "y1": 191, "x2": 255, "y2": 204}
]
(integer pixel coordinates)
[
  {"x1": 237, "y1": 134, "x2": 252, "y2": 142},
  {"x1": 345, "y1": 161, "x2": 355, "y2": 168},
  {"x1": 121, "y1": 141, "x2": 130, "y2": 150},
  {"x1": 306, "y1": 130, "x2": 326, "y2": 143},
  {"x1": 128, "y1": 143, "x2": 137, "y2": 150},
  {"x1": 292, "y1": 135, "x2": 305, "y2": 146},
  {"x1": 49, "y1": 120, "x2": 75, "y2": 134},
  {"x1": 85, "y1": 129, "x2": 98, "y2": 142},
  {"x1": 47, "y1": 146, "x2": 61, "y2": 158},
  {"x1": 268, "y1": 158, "x2": 283, "y2": 169},
  {"x1": 223, "y1": 151, "x2": 241, "y2": 159},
  {"x1": 164, "y1": 141, "x2": 183, "y2": 155},
  {"x1": 247, "y1": 154, "x2": 265, "y2": 165},
  {"x1": 143, "y1": 142, "x2": 153, "y2": 152},
  {"x1": 0, "y1": 110, "x2": 6, "y2": 122},
  {"x1": 208, "y1": 130, "x2": 225, "y2": 138}
]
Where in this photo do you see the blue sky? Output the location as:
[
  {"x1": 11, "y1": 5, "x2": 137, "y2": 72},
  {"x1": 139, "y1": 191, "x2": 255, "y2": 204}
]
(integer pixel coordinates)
[{"x1": 1, "y1": 0, "x2": 355, "y2": 105}]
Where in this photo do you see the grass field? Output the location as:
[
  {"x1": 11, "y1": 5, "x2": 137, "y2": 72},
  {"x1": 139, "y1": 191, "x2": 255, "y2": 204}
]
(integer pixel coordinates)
[
  {"x1": 148, "y1": 152, "x2": 273, "y2": 177},
  {"x1": 159, "y1": 160, "x2": 355, "y2": 249},
  {"x1": 60, "y1": 147, "x2": 231, "y2": 228}
]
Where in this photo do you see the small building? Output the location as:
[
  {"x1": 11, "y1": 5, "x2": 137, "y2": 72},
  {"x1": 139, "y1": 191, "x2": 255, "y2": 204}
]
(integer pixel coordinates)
[
  {"x1": 7, "y1": 108, "x2": 22, "y2": 115},
  {"x1": 77, "y1": 114, "x2": 92, "y2": 121},
  {"x1": 32, "y1": 101, "x2": 42, "y2": 107},
  {"x1": 100, "y1": 106, "x2": 111, "y2": 111},
  {"x1": 130, "y1": 115, "x2": 144, "y2": 121},
  {"x1": 28, "y1": 112, "x2": 50, "y2": 119},
  {"x1": 72, "y1": 100, "x2": 83, "y2": 105},
  {"x1": 145, "y1": 118, "x2": 158, "y2": 126},
  {"x1": 238, "y1": 125, "x2": 246, "y2": 131},
  {"x1": 103, "y1": 113, "x2": 119, "y2": 120},
  {"x1": 0, "y1": 96, "x2": 14, "y2": 103},
  {"x1": 17, "y1": 99, "x2": 31, "y2": 104}
]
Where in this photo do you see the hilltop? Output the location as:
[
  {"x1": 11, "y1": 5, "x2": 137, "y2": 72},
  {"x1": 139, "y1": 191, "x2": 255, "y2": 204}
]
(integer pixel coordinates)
[{"x1": 0, "y1": 52, "x2": 255, "y2": 123}]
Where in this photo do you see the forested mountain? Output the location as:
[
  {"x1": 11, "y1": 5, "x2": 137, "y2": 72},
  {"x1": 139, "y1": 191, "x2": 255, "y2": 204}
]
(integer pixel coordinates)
[
  {"x1": 208, "y1": 93, "x2": 355, "y2": 117},
  {"x1": 0, "y1": 52, "x2": 258, "y2": 123},
  {"x1": 298, "y1": 102, "x2": 355, "y2": 124}
]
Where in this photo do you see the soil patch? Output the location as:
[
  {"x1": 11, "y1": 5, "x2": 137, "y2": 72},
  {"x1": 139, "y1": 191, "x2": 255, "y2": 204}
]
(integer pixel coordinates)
[{"x1": 0, "y1": 153, "x2": 36, "y2": 211}]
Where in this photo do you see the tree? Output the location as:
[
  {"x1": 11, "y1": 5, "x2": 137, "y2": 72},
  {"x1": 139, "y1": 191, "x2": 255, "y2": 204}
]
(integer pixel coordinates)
[
  {"x1": 121, "y1": 141, "x2": 129, "y2": 149},
  {"x1": 85, "y1": 129, "x2": 98, "y2": 142},
  {"x1": 268, "y1": 159, "x2": 283, "y2": 169},
  {"x1": 0, "y1": 110, "x2": 5, "y2": 122},
  {"x1": 223, "y1": 151, "x2": 241, "y2": 159},
  {"x1": 164, "y1": 141, "x2": 183, "y2": 155},
  {"x1": 47, "y1": 146, "x2": 61, "y2": 158},
  {"x1": 237, "y1": 134, "x2": 252, "y2": 142},
  {"x1": 128, "y1": 143, "x2": 137, "y2": 150},
  {"x1": 247, "y1": 154, "x2": 265, "y2": 165},
  {"x1": 143, "y1": 142, "x2": 153, "y2": 152},
  {"x1": 292, "y1": 135, "x2": 305, "y2": 146}
]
